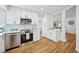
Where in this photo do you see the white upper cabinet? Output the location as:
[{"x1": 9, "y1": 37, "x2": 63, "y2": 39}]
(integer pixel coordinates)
[
  {"x1": 31, "y1": 13, "x2": 39, "y2": 24},
  {"x1": 6, "y1": 6, "x2": 39, "y2": 24},
  {"x1": 47, "y1": 15, "x2": 53, "y2": 30},
  {"x1": 7, "y1": 6, "x2": 21, "y2": 24},
  {"x1": 0, "y1": 8, "x2": 6, "y2": 24},
  {"x1": 20, "y1": 9, "x2": 26, "y2": 18},
  {"x1": 0, "y1": 5, "x2": 7, "y2": 10}
]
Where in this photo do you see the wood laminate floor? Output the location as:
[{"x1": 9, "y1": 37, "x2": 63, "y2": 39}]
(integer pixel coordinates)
[{"x1": 6, "y1": 33, "x2": 76, "y2": 53}]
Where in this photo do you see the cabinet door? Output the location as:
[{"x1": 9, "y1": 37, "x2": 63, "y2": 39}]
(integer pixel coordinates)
[
  {"x1": 33, "y1": 30, "x2": 40, "y2": 41},
  {"x1": 0, "y1": 9, "x2": 6, "y2": 24},
  {"x1": 7, "y1": 7, "x2": 20, "y2": 24},
  {"x1": 5, "y1": 35, "x2": 10, "y2": 49},
  {"x1": 56, "y1": 31, "x2": 61, "y2": 41},
  {"x1": 7, "y1": 10, "x2": 16, "y2": 24},
  {"x1": 10, "y1": 35, "x2": 16, "y2": 48},
  {"x1": 14, "y1": 33, "x2": 20, "y2": 46},
  {"x1": 48, "y1": 31, "x2": 55, "y2": 41},
  {"x1": 0, "y1": 35, "x2": 5, "y2": 52},
  {"x1": 49, "y1": 31, "x2": 58, "y2": 42},
  {"x1": 33, "y1": 31, "x2": 37, "y2": 41},
  {"x1": 10, "y1": 33, "x2": 20, "y2": 48}
]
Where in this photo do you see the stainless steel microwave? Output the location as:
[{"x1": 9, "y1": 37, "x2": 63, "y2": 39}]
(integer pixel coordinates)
[{"x1": 20, "y1": 18, "x2": 31, "y2": 24}]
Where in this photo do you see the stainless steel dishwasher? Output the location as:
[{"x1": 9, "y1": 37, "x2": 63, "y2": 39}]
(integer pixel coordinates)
[{"x1": 5, "y1": 33, "x2": 21, "y2": 50}]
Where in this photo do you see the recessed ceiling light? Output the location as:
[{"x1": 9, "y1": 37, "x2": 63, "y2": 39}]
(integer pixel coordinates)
[{"x1": 41, "y1": 8, "x2": 44, "y2": 11}]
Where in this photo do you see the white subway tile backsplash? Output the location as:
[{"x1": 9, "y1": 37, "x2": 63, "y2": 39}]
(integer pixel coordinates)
[{"x1": 5, "y1": 24, "x2": 32, "y2": 31}]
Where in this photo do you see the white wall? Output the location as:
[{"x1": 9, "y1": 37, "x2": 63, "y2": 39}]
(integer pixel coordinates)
[
  {"x1": 61, "y1": 12, "x2": 66, "y2": 42},
  {"x1": 65, "y1": 6, "x2": 76, "y2": 33},
  {"x1": 76, "y1": 5, "x2": 79, "y2": 52}
]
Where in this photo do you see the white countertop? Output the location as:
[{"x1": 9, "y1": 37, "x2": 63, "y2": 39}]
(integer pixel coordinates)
[
  {"x1": 54, "y1": 29, "x2": 62, "y2": 31},
  {"x1": 0, "y1": 33, "x2": 5, "y2": 36},
  {"x1": 49, "y1": 29, "x2": 62, "y2": 32},
  {"x1": 0, "y1": 31, "x2": 20, "y2": 36},
  {"x1": 4, "y1": 31, "x2": 20, "y2": 33},
  {"x1": 0, "y1": 29, "x2": 62, "y2": 36}
]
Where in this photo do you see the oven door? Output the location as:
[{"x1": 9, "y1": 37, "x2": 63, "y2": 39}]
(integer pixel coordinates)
[
  {"x1": 21, "y1": 33, "x2": 33, "y2": 44},
  {"x1": 21, "y1": 34, "x2": 26, "y2": 44}
]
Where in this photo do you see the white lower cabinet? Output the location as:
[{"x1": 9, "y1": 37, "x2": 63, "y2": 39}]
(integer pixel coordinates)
[
  {"x1": 50, "y1": 31, "x2": 57, "y2": 41},
  {"x1": 0, "y1": 35, "x2": 5, "y2": 53},
  {"x1": 33, "y1": 31, "x2": 38, "y2": 41},
  {"x1": 33, "y1": 30, "x2": 40, "y2": 41},
  {"x1": 48, "y1": 31, "x2": 57, "y2": 41},
  {"x1": 46, "y1": 30, "x2": 63, "y2": 42},
  {"x1": 55, "y1": 31, "x2": 61, "y2": 41}
]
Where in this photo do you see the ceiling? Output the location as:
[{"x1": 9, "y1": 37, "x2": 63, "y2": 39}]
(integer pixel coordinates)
[{"x1": 15, "y1": 5, "x2": 70, "y2": 15}]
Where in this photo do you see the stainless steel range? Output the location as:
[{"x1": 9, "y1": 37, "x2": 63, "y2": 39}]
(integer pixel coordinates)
[{"x1": 20, "y1": 29, "x2": 33, "y2": 44}]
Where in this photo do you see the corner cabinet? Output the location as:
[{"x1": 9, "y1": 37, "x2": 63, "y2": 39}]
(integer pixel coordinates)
[{"x1": 0, "y1": 34, "x2": 5, "y2": 53}]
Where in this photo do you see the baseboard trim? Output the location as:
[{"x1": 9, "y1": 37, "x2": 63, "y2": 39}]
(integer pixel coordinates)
[
  {"x1": 43, "y1": 36, "x2": 67, "y2": 42},
  {"x1": 66, "y1": 32, "x2": 76, "y2": 35},
  {"x1": 43, "y1": 36, "x2": 58, "y2": 43},
  {"x1": 75, "y1": 48, "x2": 79, "y2": 53}
]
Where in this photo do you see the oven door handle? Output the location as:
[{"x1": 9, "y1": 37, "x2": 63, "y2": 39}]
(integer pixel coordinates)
[{"x1": 26, "y1": 33, "x2": 30, "y2": 40}]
